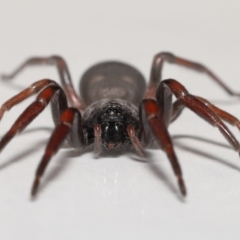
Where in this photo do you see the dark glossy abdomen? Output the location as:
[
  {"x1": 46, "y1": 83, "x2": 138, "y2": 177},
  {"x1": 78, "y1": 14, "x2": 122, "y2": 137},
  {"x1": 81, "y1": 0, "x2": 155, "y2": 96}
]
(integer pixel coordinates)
[{"x1": 79, "y1": 61, "x2": 146, "y2": 107}]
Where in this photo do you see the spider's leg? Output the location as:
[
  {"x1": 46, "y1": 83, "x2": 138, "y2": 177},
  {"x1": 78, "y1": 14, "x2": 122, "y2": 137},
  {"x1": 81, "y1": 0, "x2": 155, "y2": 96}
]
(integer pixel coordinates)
[
  {"x1": 195, "y1": 96, "x2": 240, "y2": 130},
  {"x1": 169, "y1": 100, "x2": 184, "y2": 123},
  {"x1": 94, "y1": 124, "x2": 102, "y2": 156},
  {"x1": 156, "y1": 79, "x2": 240, "y2": 153},
  {"x1": 127, "y1": 125, "x2": 146, "y2": 157},
  {"x1": 31, "y1": 107, "x2": 79, "y2": 196},
  {"x1": 145, "y1": 52, "x2": 239, "y2": 98},
  {"x1": 140, "y1": 99, "x2": 186, "y2": 196},
  {"x1": 1, "y1": 56, "x2": 84, "y2": 110},
  {"x1": 0, "y1": 79, "x2": 56, "y2": 121},
  {"x1": 50, "y1": 86, "x2": 83, "y2": 149},
  {"x1": 171, "y1": 96, "x2": 240, "y2": 131},
  {"x1": 0, "y1": 85, "x2": 65, "y2": 151}
]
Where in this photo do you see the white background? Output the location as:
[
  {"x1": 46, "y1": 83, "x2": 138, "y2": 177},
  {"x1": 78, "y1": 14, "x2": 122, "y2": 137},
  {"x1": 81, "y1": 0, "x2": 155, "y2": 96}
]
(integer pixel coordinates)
[{"x1": 0, "y1": 0, "x2": 240, "y2": 239}]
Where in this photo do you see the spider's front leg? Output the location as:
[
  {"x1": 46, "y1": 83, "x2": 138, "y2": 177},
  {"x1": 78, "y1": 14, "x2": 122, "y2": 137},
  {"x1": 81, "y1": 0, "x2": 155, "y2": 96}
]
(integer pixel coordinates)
[
  {"x1": 0, "y1": 81, "x2": 83, "y2": 196},
  {"x1": 141, "y1": 79, "x2": 240, "y2": 197},
  {"x1": 31, "y1": 107, "x2": 81, "y2": 196},
  {"x1": 140, "y1": 99, "x2": 186, "y2": 196}
]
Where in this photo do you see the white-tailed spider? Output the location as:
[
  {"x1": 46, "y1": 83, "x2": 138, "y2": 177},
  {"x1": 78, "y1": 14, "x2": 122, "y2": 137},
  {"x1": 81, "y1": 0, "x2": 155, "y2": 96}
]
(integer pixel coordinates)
[{"x1": 0, "y1": 52, "x2": 240, "y2": 197}]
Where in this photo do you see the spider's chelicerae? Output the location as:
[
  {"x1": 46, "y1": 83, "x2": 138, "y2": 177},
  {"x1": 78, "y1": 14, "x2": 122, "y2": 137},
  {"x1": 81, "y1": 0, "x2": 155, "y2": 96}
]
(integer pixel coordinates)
[{"x1": 0, "y1": 52, "x2": 240, "y2": 197}]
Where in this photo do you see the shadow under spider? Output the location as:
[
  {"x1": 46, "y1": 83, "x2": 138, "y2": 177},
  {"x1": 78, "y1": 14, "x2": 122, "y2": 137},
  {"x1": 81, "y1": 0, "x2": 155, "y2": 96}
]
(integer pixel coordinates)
[
  {"x1": 1, "y1": 127, "x2": 240, "y2": 199},
  {"x1": 0, "y1": 139, "x2": 47, "y2": 171},
  {"x1": 172, "y1": 134, "x2": 240, "y2": 172},
  {"x1": 148, "y1": 157, "x2": 183, "y2": 200}
]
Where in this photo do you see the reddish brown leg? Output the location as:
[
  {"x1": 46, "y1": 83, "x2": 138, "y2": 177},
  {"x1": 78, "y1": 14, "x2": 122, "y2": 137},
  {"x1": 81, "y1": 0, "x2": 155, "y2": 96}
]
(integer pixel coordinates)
[
  {"x1": 0, "y1": 79, "x2": 56, "y2": 121},
  {"x1": 127, "y1": 125, "x2": 146, "y2": 157},
  {"x1": 1, "y1": 56, "x2": 84, "y2": 110},
  {"x1": 31, "y1": 108, "x2": 77, "y2": 196},
  {"x1": 170, "y1": 100, "x2": 184, "y2": 123},
  {"x1": 171, "y1": 96, "x2": 240, "y2": 131},
  {"x1": 141, "y1": 99, "x2": 186, "y2": 196},
  {"x1": 156, "y1": 79, "x2": 240, "y2": 153},
  {"x1": 145, "y1": 52, "x2": 239, "y2": 98},
  {"x1": 196, "y1": 96, "x2": 240, "y2": 130},
  {"x1": 0, "y1": 85, "x2": 63, "y2": 152},
  {"x1": 94, "y1": 124, "x2": 102, "y2": 156}
]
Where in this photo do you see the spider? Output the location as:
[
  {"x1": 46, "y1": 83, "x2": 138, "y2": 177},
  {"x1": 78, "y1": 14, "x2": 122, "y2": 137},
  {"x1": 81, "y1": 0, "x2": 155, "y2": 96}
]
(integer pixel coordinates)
[{"x1": 0, "y1": 52, "x2": 240, "y2": 198}]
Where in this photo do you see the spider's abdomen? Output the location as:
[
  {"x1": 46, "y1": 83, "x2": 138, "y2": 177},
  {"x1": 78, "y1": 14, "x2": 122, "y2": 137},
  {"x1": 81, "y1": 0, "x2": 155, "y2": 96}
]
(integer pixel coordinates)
[
  {"x1": 79, "y1": 61, "x2": 146, "y2": 107},
  {"x1": 82, "y1": 99, "x2": 140, "y2": 148}
]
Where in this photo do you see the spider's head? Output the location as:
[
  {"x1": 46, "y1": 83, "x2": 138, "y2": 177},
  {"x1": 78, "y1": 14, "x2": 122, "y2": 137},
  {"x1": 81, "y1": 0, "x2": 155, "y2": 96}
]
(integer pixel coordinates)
[{"x1": 83, "y1": 99, "x2": 139, "y2": 150}]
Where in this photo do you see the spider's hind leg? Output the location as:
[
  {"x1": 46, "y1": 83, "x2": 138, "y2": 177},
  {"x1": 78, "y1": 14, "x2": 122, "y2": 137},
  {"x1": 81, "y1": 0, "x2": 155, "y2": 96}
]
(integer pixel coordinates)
[
  {"x1": 145, "y1": 52, "x2": 240, "y2": 98},
  {"x1": 140, "y1": 98, "x2": 186, "y2": 196},
  {"x1": 1, "y1": 56, "x2": 84, "y2": 110}
]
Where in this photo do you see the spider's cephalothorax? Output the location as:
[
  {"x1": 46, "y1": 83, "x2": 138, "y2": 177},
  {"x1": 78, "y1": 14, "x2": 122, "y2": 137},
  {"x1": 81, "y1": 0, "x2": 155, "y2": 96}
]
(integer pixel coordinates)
[
  {"x1": 80, "y1": 61, "x2": 144, "y2": 150},
  {"x1": 1, "y1": 52, "x2": 240, "y2": 198},
  {"x1": 82, "y1": 98, "x2": 140, "y2": 149}
]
